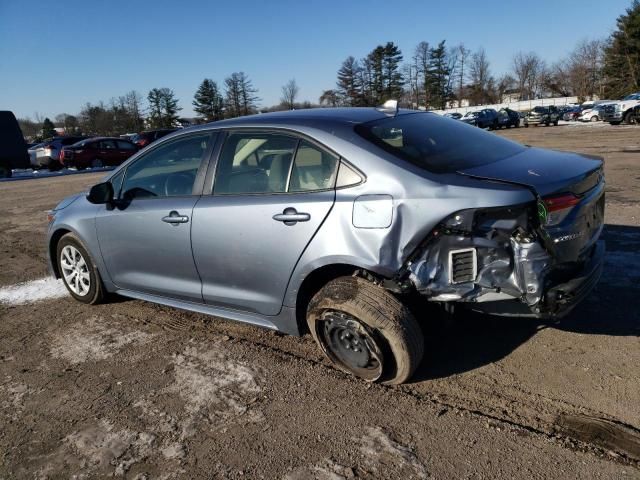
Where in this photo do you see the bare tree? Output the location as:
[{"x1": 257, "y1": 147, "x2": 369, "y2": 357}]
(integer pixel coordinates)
[
  {"x1": 453, "y1": 44, "x2": 470, "y2": 106},
  {"x1": 512, "y1": 52, "x2": 546, "y2": 100},
  {"x1": 319, "y1": 89, "x2": 339, "y2": 107},
  {"x1": 280, "y1": 79, "x2": 299, "y2": 109},
  {"x1": 413, "y1": 41, "x2": 430, "y2": 108},
  {"x1": 468, "y1": 48, "x2": 495, "y2": 105}
]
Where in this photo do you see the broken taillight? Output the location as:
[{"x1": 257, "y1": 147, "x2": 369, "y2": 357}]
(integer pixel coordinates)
[{"x1": 541, "y1": 193, "x2": 581, "y2": 226}]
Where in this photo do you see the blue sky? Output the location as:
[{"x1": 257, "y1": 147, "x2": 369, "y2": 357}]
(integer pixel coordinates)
[{"x1": 0, "y1": 0, "x2": 630, "y2": 120}]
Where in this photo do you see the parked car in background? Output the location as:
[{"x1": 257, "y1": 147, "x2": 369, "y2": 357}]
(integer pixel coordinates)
[
  {"x1": 562, "y1": 106, "x2": 582, "y2": 121},
  {"x1": 525, "y1": 106, "x2": 561, "y2": 127},
  {"x1": 579, "y1": 103, "x2": 614, "y2": 122},
  {"x1": 461, "y1": 109, "x2": 499, "y2": 129},
  {"x1": 0, "y1": 111, "x2": 30, "y2": 178},
  {"x1": 497, "y1": 108, "x2": 521, "y2": 128},
  {"x1": 444, "y1": 112, "x2": 462, "y2": 120},
  {"x1": 32, "y1": 136, "x2": 88, "y2": 170},
  {"x1": 131, "y1": 129, "x2": 177, "y2": 148},
  {"x1": 60, "y1": 137, "x2": 138, "y2": 169},
  {"x1": 603, "y1": 92, "x2": 640, "y2": 125},
  {"x1": 46, "y1": 107, "x2": 605, "y2": 384}
]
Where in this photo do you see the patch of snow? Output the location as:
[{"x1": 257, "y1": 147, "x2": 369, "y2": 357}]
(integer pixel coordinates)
[
  {"x1": 0, "y1": 277, "x2": 68, "y2": 305},
  {"x1": 50, "y1": 315, "x2": 154, "y2": 365},
  {"x1": 358, "y1": 426, "x2": 428, "y2": 479}
]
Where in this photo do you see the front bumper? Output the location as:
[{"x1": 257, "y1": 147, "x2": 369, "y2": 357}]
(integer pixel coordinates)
[{"x1": 603, "y1": 112, "x2": 623, "y2": 121}]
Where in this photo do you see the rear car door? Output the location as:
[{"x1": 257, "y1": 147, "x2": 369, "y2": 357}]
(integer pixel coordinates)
[
  {"x1": 95, "y1": 132, "x2": 215, "y2": 301},
  {"x1": 191, "y1": 131, "x2": 338, "y2": 316}
]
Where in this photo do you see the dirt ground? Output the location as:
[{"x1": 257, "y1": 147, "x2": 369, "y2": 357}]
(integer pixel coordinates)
[{"x1": 1, "y1": 122, "x2": 639, "y2": 479}]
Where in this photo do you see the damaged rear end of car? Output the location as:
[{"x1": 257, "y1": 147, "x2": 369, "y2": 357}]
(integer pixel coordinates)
[{"x1": 356, "y1": 112, "x2": 605, "y2": 319}]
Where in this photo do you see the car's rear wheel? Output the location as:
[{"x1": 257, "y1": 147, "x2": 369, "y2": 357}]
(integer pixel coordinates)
[
  {"x1": 48, "y1": 159, "x2": 62, "y2": 171},
  {"x1": 91, "y1": 158, "x2": 104, "y2": 168},
  {"x1": 306, "y1": 276, "x2": 424, "y2": 385},
  {"x1": 0, "y1": 161, "x2": 11, "y2": 178},
  {"x1": 57, "y1": 234, "x2": 105, "y2": 304}
]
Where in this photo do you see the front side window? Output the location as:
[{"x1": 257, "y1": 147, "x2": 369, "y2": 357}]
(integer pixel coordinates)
[
  {"x1": 117, "y1": 140, "x2": 136, "y2": 150},
  {"x1": 120, "y1": 133, "x2": 212, "y2": 199}
]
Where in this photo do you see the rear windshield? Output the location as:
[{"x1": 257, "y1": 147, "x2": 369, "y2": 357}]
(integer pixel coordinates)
[
  {"x1": 355, "y1": 112, "x2": 525, "y2": 173},
  {"x1": 532, "y1": 106, "x2": 547, "y2": 113}
]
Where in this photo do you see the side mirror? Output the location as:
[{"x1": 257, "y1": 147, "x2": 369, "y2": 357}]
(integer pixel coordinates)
[{"x1": 87, "y1": 182, "x2": 114, "y2": 204}]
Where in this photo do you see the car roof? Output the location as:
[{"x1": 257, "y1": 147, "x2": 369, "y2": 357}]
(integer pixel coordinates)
[{"x1": 201, "y1": 107, "x2": 416, "y2": 132}]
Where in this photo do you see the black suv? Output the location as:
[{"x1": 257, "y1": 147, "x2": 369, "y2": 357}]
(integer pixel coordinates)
[
  {"x1": 0, "y1": 111, "x2": 30, "y2": 178},
  {"x1": 461, "y1": 109, "x2": 499, "y2": 129},
  {"x1": 525, "y1": 106, "x2": 561, "y2": 127},
  {"x1": 497, "y1": 108, "x2": 521, "y2": 128}
]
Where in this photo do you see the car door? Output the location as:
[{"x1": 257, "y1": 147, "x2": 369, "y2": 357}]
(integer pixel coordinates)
[
  {"x1": 95, "y1": 131, "x2": 215, "y2": 301},
  {"x1": 116, "y1": 140, "x2": 136, "y2": 164},
  {"x1": 191, "y1": 131, "x2": 338, "y2": 316}
]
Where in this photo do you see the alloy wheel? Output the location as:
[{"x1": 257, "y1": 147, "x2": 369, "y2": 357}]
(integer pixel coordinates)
[{"x1": 60, "y1": 245, "x2": 91, "y2": 296}]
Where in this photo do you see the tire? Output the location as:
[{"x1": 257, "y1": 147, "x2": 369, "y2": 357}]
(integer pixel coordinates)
[
  {"x1": 624, "y1": 111, "x2": 636, "y2": 125},
  {"x1": 91, "y1": 158, "x2": 104, "y2": 168},
  {"x1": 56, "y1": 233, "x2": 105, "y2": 304},
  {"x1": 554, "y1": 119, "x2": 559, "y2": 126},
  {"x1": 0, "y1": 161, "x2": 11, "y2": 178},
  {"x1": 610, "y1": 121, "x2": 622, "y2": 126},
  {"x1": 48, "y1": 158, "x2": 62, "y2": 171},
  {"x1": 591, "y1": 116, "x2": 598, "y2": 122},
  {"x1": 306, "y1": 276, "x2": 424, "y2": 385}
]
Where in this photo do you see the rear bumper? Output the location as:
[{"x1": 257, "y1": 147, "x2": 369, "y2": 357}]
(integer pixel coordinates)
[{"x1": 466, "y1": 240, "x2": 605, "y2": 319}]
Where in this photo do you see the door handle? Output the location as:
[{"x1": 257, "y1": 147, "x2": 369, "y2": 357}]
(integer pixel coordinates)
[
  {"x1": 273, "y1": 207, "x2": 310, "y2": 226},
  {"x1": 162, "y1": 210, "x2": 189, "y2": 225}
]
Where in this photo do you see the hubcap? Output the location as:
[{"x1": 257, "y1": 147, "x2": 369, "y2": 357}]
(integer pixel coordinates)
[
  {"x1": 317, "y1": 310, "x2": 383, "y2": 381},
  {"x1": 92, "y1": 159, "x2": 103, "y2": 168},
  {"x1": 60, "y1": 245, "x2": 91, "y2": 296}
]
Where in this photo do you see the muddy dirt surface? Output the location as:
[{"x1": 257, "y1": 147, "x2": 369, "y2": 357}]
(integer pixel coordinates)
[{"x1": 1, "y1": 123, "x2": 639, "y2": 479}]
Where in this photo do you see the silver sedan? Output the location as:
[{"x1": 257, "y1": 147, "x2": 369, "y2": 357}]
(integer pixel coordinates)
[{"x1": 46, "y1": 106, "x2": 605, "y2": 384}]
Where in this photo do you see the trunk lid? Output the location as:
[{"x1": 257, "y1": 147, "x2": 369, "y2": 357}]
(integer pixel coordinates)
[
  {"x1": 456, "y1": 147, "x2": 602, "y2": 197},
  {"x1": 457, "y1": 147, "x2": 605, "y2": 262}
]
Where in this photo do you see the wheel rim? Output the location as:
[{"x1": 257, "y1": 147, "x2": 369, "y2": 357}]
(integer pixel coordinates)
[
  {"x1": 92, "y1": 158, "x2": 103, "y2": 168},
  {"x1": 316, "y1": 310, "x2": 384, "y2": 381},
  {"x1": 60, "y1": 245, "x2": 91, "y2": 296}
]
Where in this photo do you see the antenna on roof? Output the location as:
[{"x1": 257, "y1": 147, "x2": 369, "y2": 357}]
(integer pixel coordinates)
[{"x1": 377, "y1": 99, "x2": 399, "y2": 116}]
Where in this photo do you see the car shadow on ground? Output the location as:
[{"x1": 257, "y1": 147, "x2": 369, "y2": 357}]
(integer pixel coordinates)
[{"x1": 410, "y1": 224, "x2": 640, "y2": 382}]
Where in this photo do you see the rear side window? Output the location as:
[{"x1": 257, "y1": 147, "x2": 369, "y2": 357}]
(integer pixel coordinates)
[
  {"x1": 213, "y1": 133, "x2": 339, "y2": 195},
  {"x1": 355, "y1": 113, "x2": 525, "y2": 173},
  {"x1": 289, "y1": 140, "x2": 338, "y2": 192}
]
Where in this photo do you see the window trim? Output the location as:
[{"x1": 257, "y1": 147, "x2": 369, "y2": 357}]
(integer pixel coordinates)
[
  {"x1": 203, "y1": 127, "x2": 352, "y2": 197},
  {"x1": 116, "y1": 131, "x2": 217, "y2": 201}
]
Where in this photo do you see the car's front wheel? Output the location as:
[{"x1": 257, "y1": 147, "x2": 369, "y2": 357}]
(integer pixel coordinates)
[
  {"x1": 306, "y1": 276, "x2": 424, "y2": 385},
  {"x1": 57, "y1": 234, "x2": 105, "y2": 304}
]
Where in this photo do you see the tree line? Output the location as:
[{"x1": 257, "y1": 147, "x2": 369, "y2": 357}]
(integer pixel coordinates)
[{"x1": 18, "y1": 1, "x2": 640, "y2": 140}]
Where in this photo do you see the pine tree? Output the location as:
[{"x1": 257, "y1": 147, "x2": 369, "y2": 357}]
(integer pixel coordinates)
[
  {"x1": 41, "y1": 118, "x2": 56, "y2": 139},
  {"x1": 193, "y1": 79, "x2": 223, "y2": 122},
  {"x1": 147, "y1": 88, "x2": 181, "y2": 128},
  {"x1": 603, "y1": 0, "x2": 640, "y2": 97},
  {"x1": 336, "y1": 56, "x2": 362, "y2": 106},
  {"x1": 382, "y1": 42, "x2": 404, "y2": 101},
  {"x1": 224, "y1": 72, "x2": 259, "y2": 117},
  {"x1": 427, "y1": 41, "x2": 453, "y2": 109}
]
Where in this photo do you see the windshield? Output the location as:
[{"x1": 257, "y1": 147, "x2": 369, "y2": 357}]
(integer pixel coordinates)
[
  {"x1": 532, "y1": 107, "x2": 547, "y2": 113},
  {"x1": 623, "y1": 93, "x2": 640, "y2": 100},
  {"x1": 463, "y1": 112, "x2": 478, "y2": 118},
  {"x1": 355, "y1": 112, "x2": 526, "y2": 173}
]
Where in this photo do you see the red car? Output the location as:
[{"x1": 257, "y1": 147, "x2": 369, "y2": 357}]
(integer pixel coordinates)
[{"x1": 60, "y1": 137, "x2": 138, "y2": 169}]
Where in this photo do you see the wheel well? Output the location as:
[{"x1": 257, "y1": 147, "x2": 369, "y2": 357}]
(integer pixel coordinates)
[
  {"x1": 49, "y1": 228, "x2": 71, "y2": 278},
  {"x1": 295, "y1": 263, "x2": 362, "y2": 335}
]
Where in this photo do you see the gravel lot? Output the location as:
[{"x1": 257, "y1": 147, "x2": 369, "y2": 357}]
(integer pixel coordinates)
[{"x1": 1, "y1": 123, "x2": 639, "y2": 479}]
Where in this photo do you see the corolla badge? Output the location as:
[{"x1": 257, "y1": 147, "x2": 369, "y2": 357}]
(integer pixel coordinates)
[{"x1": 527, "y1": 169, "x2": 541, "y2": 177}]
